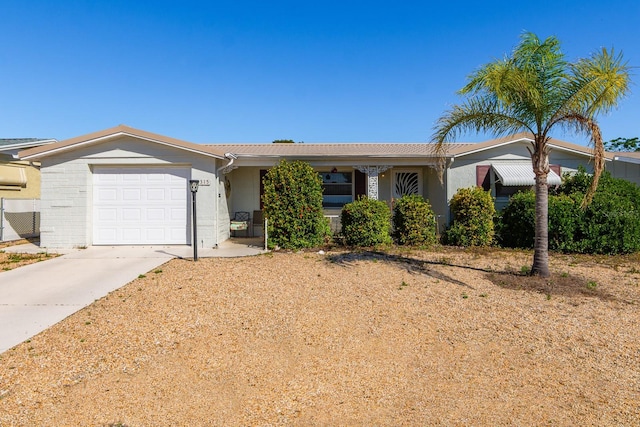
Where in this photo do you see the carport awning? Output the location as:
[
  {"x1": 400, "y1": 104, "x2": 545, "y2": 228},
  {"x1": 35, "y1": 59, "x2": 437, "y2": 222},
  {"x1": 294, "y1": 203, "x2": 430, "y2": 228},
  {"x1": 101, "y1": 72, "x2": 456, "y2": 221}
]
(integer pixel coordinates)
[{"x1": 492, "y1": 163, "x2": 561, "y2": 186}]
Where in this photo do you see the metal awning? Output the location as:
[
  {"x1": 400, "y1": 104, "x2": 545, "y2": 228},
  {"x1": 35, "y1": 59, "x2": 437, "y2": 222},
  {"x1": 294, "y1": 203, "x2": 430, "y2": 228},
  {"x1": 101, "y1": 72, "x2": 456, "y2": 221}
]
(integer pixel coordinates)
[
  {"x1": 492, "y1": 163, "x2": 561, "y2": 186},
  {"x1": 0, "y1": 165, "x2": 27, "y2": 186}
]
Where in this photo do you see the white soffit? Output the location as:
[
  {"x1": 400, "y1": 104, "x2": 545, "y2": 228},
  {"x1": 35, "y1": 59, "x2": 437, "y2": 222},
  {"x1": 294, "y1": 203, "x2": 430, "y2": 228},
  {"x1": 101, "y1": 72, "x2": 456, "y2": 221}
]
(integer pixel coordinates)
[{"x1": 492, "y1": 163, "x2": 561, "y2": 186}]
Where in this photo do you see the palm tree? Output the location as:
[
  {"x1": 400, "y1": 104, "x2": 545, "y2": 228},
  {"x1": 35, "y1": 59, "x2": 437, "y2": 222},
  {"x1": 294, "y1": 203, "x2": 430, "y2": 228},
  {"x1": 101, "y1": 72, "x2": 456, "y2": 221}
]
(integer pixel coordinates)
[{"x1": 433, "y1": 32, "x2": 630, "y2": 277}]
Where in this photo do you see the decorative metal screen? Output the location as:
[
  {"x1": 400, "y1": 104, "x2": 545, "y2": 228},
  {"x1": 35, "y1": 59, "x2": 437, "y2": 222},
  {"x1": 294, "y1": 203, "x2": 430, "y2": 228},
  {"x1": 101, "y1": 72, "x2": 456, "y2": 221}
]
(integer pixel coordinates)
[{"x1": 394, "y1": 172, "x2": 420, "y2": 198}]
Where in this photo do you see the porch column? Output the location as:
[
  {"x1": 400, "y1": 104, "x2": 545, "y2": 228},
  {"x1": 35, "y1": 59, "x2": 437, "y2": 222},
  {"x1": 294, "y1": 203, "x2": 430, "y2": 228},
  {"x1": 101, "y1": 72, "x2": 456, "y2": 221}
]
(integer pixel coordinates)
[{"x1": 354, "y1": 165, "x2": 391, "y2": 200}]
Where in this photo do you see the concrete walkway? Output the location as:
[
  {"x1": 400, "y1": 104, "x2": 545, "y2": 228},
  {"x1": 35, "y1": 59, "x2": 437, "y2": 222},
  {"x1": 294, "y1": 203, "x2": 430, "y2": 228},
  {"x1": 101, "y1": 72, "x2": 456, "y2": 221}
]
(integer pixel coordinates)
[{"x1": 0, "y1": 239, "x2": 266, "y2": 353}]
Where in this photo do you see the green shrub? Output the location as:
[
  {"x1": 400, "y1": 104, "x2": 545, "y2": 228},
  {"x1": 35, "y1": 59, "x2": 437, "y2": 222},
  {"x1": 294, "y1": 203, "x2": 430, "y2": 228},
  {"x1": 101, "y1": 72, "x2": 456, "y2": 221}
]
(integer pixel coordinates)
[
  {"x1": 444, "y1": 187, "x2": 495, "y2": 246},
  {"x1": 548, "y1": 193, "x2": 584, "y2": 253},
  {"x1": 393, "y1": 194, "x2": 437, "y2": 246},
  {"x1": 495, "y1": 190, "x2": 535, "y2": 248},
  {"x1": 498, "y1": 190, "x2": 584, "y2": 251},
  {"x1": 262, "y1": 159, "x2": 330, "y2": 249},
  {"x1": 341, "y1": 197, "x2": 392, "y2": 247},
  {"x1": 572, "y1": 171, "x2": 640, "y2": 254},
  {"x1": 498, "y1": 169, "x2": 640, "y2": 254}
]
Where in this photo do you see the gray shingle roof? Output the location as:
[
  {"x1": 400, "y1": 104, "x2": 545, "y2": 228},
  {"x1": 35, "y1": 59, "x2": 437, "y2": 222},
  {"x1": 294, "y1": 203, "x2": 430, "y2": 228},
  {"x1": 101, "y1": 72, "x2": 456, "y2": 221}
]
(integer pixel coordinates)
[
  {"x1": 0, "y1": 138, "x2": 50, "y2": 146},
  {"x1": 0, "y1": 138, "x2": 57, "y2": 153}
]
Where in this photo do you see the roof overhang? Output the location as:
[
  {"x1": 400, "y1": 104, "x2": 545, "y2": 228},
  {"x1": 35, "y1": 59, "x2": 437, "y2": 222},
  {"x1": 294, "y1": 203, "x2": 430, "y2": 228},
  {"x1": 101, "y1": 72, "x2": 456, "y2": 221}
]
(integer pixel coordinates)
[
  {"x1": 19, "y1": 125, "x2": 226, "y2": 161},
  {"x1": 614, "y1": 155, "x2": 640, "y2": 165},
  {"x1": 492, "y1": 163, "x2": 562, "y2": 186},
  {"x1": 450, "y1": 133, "x2": 613, "y2": 161},
  {"x1": 0, "y1": 139, "x2": 57, "y2": 153}
]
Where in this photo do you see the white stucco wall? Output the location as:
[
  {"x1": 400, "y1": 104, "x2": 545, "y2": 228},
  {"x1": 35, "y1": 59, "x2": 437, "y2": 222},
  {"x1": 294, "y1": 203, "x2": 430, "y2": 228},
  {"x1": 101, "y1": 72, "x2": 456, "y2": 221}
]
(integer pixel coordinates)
[
  {"x1": 445, "y1": 141, "x2": 602, "y2": 218},
  {"x1": 227, "y1": 167, "x2": 263, "y2": 215},
  {"x1": 423, "y1": 167, "x2": 448, "y2": 233},
  {"x1": 39, "y1": 137, "x2": 222, "y2": 249}
]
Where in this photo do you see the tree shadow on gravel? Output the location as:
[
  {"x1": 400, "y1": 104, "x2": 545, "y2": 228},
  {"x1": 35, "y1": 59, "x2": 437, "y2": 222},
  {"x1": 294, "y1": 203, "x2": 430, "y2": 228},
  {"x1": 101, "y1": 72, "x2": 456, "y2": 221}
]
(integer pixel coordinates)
[
  {"x1": 326, "y1": 251, "x2": 477, "y2": 290},
  {"x1": 483, "y1": 271, "x2": 624, "y2": 302},
  {"x1": 326, "y1": 250, "x2": 628, "y2": 303}
]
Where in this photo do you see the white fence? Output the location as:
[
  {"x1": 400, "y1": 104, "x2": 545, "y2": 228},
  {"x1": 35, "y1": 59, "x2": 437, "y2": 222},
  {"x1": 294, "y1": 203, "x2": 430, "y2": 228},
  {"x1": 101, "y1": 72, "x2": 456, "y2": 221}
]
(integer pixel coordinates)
[{"x1": 0, "y1": 198, "x2": 40, "y2": 242}]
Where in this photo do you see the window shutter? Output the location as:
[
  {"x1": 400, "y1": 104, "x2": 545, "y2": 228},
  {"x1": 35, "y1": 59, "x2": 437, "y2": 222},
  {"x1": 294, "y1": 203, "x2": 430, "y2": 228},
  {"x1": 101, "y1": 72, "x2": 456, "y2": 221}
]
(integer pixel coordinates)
[
  {"x1": 476, "y1": 165, "x2": 491, "y2": 190},
  {"x1": 355, "y1": 169, "x2": 366, "y2": 198}
]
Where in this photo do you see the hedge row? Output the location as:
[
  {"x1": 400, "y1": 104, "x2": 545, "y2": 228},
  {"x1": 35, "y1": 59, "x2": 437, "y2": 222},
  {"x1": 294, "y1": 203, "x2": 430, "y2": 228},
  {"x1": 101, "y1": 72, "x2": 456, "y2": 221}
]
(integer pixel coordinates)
[
  {"x1": 497, "y1": 169, "x2": 640, "y2": 254},
  {"x1": 340, "y1": 195, "x2": 438, "y2": 247},
  {"x1": 263, "y1": 160, "x2": 640, "y2": 254}
]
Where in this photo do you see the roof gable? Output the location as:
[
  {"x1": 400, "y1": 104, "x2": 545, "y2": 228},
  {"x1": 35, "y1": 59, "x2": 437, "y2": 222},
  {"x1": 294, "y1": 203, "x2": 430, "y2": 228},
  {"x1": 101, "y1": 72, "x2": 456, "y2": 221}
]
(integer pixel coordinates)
[
  {"x1": 447, "y1": 133, "x2": 612, "y2": 160},
  {"x1": 18, "y1": 125, "x2": 226, "y2": 160}
]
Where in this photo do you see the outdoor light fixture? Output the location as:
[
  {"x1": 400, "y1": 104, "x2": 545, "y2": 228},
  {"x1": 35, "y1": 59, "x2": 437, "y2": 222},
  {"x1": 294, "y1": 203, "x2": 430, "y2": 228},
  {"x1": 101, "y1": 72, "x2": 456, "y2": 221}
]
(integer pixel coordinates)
[
  {"x1": 189, "y1": 179, "x2": 199, "y2": 261},
  {"x1": 190, "y1": 179, "x2": 200, "y2": 193}
]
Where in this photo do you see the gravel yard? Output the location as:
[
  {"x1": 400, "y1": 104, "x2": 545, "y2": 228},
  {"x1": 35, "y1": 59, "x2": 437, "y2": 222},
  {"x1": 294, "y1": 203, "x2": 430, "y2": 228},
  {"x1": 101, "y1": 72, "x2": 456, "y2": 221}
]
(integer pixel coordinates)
[{"x1": 1, "y1": 247, "x2": 639, "y2": 426}]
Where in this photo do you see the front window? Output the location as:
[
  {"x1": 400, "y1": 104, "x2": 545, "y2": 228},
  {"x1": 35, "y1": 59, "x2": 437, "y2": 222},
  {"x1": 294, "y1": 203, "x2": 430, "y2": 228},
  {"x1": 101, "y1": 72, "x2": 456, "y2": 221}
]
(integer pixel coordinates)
[{"x1": 320, "y1": 172, "x2": 353, "y2": 208}]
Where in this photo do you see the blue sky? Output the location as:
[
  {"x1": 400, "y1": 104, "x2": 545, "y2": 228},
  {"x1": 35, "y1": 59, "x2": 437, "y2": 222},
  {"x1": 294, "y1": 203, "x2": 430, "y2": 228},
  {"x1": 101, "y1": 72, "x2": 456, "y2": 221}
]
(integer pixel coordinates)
[{"x1": 3, "y1": 0, "x2": 639, "y2": 145}]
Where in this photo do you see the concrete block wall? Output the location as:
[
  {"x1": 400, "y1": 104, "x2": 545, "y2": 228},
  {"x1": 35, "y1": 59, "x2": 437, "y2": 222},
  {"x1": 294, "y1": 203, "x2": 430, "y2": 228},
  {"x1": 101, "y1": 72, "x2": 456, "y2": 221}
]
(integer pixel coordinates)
[{"x1": 39, "y1": 161, "x2": 91, "y2": 248}]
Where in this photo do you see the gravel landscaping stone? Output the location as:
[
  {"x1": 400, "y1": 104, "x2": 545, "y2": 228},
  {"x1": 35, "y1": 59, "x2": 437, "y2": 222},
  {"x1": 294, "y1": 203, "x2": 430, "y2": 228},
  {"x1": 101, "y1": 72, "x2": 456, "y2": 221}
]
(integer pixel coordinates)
[{"x1": 1, "y1": 248, "x2": 638, "y2": 425}]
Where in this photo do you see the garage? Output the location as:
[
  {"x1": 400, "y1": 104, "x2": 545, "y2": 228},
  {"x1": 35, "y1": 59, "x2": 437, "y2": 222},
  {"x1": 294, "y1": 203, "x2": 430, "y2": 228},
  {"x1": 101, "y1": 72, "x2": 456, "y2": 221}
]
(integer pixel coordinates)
[{"x1": 93, "y1": 167, "x2": 190, "y2": 245}]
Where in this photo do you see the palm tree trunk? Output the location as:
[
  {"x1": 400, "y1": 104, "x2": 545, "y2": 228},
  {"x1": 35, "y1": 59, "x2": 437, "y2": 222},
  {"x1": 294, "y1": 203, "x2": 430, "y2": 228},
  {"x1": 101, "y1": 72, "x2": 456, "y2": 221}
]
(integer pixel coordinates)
[{"x1": 532, "y1": 172, "x2": 550, "y2": 277}]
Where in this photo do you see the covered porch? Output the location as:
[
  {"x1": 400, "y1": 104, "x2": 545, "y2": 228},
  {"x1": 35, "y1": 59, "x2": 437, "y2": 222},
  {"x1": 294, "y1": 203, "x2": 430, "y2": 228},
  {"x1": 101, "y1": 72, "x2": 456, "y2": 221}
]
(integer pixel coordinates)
[{"x1": 220, "y1": 163, "x2": 447, "y2": 236}]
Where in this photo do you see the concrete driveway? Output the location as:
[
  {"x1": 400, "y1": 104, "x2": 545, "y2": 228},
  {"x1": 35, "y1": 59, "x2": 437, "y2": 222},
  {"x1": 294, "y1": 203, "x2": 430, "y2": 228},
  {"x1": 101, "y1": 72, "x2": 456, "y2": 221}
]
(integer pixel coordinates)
[{"x1": 0, "y1": 240, "x2": 266, "y2": 353}]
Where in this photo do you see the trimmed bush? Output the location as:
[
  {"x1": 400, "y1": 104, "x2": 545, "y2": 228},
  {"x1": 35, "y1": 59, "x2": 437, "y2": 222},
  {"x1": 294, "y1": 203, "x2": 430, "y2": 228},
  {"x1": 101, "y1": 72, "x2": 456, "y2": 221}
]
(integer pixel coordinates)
[
  {"x1": 548, "y1": 193, "x2": 584, "y2": 253},
  {"x1": 262, "y1": 159, "x2": 330, "y2": 249},
  {"x1": 393, "y1": 194, "x2": 437, "y2": 246},
  {"x1": 341, "y1": 197, "x2": 392, "y2": 247},
  {"x1": 497, "y1": 190, "x2": 583, "y2": 251},
  {"x1": 571, "y1": 171, "x2": 640, "y2": 254},
  {"x1": 444, "y1": 187, "x2": 495, "y2": 246},
  {"x1": 495, "y1": 191, "x2": 536, "y2": 248},
  {"x1": 498, "y1": 169, "x2": 640, "y2": 254}
]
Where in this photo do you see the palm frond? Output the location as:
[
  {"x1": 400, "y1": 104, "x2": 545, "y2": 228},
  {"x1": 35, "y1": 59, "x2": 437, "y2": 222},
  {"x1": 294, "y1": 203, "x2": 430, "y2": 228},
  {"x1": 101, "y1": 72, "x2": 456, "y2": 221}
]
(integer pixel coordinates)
[
  {"x1": 549, "y1": 114, "x2": 605, "y2": 207},
  {"x1": 432, "y1": 32, "x2": 629, "y2": 207},
  {"x1": 566, "y1": 47, "x2": 631, "y2": 117},
  {"x1": 431, "y1": 98, "x2": 530, "y2": 145}
]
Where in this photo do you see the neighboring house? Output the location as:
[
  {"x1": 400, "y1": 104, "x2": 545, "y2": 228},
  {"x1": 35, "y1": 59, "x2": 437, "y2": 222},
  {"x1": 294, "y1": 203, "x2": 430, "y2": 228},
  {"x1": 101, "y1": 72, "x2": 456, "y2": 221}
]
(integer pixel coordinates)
[
  {"x1": 0, "y1": 138, "x2": 56, "y2": 241},
  {"x1": 0, "y1": 138, "x2": 56, "y2": 198},
  {"x1": 610, "y1": 152, "x2": 640, "y2": 186},
  {"x1": 18, "y1": 125, "x2": 639, "y2": 249}
]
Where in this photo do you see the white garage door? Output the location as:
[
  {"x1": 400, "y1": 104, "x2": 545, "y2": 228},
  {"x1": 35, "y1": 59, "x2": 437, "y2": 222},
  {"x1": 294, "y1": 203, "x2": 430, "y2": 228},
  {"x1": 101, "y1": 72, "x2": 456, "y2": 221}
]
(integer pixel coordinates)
[{"x1": 93, "y1": 167, "x2": 190, "y2": 245}]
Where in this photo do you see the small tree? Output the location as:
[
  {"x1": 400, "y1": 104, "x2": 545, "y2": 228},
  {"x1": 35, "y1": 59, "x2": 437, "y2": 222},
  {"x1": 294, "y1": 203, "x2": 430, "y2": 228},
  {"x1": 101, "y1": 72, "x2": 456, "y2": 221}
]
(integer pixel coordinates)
[
  {"x1": 262, "y1": 159, "x2": 329, "y2": 249},
  {"x1": 341, "y1": 197, "x2": 392, "y2": 247},
  {"x1": 393, "y1": 194, "x2": 437, "y2": 246},
  {"x1": 444, "y1": 187, "x2": 495, "y2": 247},
  {"x1": 604, "y1": 137, "x2": 640, "y2": 152},
  {"x1": 432, "y1": 32, "x2": 631, "y2": 276}
]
